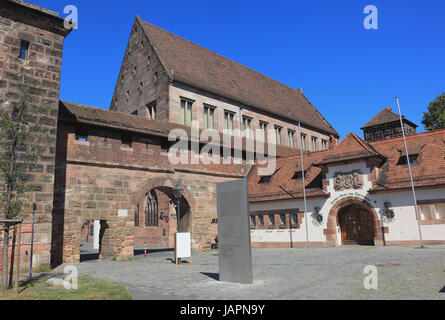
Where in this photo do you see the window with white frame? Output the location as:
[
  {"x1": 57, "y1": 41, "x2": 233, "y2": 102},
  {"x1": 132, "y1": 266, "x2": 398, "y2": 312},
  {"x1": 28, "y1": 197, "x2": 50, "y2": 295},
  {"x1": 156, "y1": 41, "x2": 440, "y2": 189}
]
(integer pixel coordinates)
[
  {"x1": 180, "y1": 99, "x2": 193, "y2": 126},
  {"x1": 259, "y1": 121, "x2": 268, "y2": 142},
  {"x1": 419, "y1": 202, "x2": 445, "y2": 220},
  {"x1": 224, "y1": 111, "x2": 234, "y2": 134},
  {"x1": 321, "y1": 139, "x2": 328, "y2": 150},
  {"x1": 311, "y1": 136, "x2": 318, "y2": 151},
  {"x1": 242, "y1": 116, "x2": 252, "y2": 138},
  {"x1": 275, "y1": 126, "x2": 282, "y2": 145},
  {"x1": 204, "y1": 105, "x2": 215, "y2": 130},
  {"x1": 300, "y1": 133, "x2": 307, "y2": 150},
  {"x1": 288, "y1": 130, "x2": 295, "y2": 148}
]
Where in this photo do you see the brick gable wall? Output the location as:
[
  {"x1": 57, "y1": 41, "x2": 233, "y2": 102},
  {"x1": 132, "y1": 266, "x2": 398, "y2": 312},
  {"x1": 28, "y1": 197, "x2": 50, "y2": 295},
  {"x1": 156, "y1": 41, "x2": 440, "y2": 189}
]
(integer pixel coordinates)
[{"x1": 110, "y1": 18, "x2": 169, "y2": 122}]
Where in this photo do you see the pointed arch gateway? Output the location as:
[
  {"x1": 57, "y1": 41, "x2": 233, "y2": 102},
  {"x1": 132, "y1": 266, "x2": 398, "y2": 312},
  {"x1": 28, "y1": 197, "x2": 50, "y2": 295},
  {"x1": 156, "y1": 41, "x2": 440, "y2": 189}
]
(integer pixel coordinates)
[
  {"x1": 133, "y1": 177, "x2": 195, "y2": 248},
  {"x1": 324, "y1": 197, "x2": 387, "y2": 246}
]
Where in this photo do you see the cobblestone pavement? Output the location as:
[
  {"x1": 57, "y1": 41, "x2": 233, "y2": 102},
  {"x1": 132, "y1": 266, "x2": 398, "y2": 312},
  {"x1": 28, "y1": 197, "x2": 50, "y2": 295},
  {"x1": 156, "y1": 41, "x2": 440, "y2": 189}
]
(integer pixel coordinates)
[{"x1": 54, "y1": 244, "x2": 445, "y2": 300}]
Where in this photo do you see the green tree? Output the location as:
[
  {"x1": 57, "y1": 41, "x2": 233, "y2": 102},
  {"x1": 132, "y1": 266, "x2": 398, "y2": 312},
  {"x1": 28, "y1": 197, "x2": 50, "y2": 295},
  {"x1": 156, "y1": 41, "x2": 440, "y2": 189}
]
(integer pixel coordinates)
[
  {"x1": 0, "y1": 82, "x2": 50, "y2": 290},
  {"x1": 422, "y1": 93, "x2": 445, "y2": 131}
]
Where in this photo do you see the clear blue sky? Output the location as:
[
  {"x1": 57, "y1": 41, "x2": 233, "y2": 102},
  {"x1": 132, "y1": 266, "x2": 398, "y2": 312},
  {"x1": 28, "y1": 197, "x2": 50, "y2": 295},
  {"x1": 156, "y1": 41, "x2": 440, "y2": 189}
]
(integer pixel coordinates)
[{"x1": 29, "y1": 0, "x2": 444, "y2": 139}]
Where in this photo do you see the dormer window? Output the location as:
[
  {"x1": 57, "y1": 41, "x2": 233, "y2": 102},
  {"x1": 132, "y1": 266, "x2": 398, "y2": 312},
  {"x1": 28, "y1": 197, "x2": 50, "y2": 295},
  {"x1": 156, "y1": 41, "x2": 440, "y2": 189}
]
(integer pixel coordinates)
[
  {"x1": 75, "y1": 131, "x2": 88, "y2": 142},
  {"x1": 397, "y1": 154, "x2": 419, "y2": 165},
  {"x1": 292, "y1": 171, "x2": 307, "y2": 180},
  {"x1": 258, "y1": 175, "x2": 271, "y2": 184}
]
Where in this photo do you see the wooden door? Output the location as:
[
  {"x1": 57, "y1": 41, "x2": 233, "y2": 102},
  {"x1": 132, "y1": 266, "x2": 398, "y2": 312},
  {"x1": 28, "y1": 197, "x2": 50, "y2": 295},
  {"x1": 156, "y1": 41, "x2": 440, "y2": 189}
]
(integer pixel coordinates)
[
  {"x1": 356, "y1": 209, "x2": 374, "y2": 245},
  {"x1": 339, "y1": 208, "x2": 374, "y2": 245}
]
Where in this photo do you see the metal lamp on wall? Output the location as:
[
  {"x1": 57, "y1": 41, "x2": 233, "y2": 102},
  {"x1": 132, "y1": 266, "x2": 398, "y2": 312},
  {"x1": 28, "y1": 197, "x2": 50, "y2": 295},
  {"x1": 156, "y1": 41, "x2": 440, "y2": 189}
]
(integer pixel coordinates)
[{"x1": 173, "y1": 184, "x2": 184, "y2": 233}]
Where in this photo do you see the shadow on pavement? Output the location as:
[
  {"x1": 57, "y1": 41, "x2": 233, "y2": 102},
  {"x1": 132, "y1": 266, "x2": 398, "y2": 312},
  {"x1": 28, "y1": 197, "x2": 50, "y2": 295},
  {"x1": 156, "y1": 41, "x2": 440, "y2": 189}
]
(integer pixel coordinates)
[
  {"x1": 201, "y1": 272, "x2": 219, "y2": 281},
  {"x1": 134, "y1": 248, "x2": 174, "y2": 256},
  {"x1": 80, "y1": 253, "x2": 99, "y2": 262}
]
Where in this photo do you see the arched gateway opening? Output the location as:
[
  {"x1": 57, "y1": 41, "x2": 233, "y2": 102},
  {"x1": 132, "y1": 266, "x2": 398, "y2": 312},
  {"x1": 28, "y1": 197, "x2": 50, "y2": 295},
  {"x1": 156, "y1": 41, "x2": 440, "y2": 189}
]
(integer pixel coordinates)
[
  {"x1": 325, "y1": 197, "x2": 386, "y2": 246},
  {"x1": 133, "y1": 179, "x2": 193, "y2": 249}
]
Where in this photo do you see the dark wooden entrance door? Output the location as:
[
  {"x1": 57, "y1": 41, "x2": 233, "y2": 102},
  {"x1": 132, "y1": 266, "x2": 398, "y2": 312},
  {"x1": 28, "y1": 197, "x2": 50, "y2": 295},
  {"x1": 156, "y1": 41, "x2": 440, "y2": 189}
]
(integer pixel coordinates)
[{"x1": 339, "y1": 206, "x2": 374, "y2": 245}]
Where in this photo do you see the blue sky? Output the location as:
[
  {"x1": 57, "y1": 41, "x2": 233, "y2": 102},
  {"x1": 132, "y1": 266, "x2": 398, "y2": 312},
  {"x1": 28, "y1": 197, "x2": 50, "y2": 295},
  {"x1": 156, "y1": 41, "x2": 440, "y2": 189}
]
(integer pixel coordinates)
[{"x1": 29, "y1": 0, "x2": 444, "y2": 139}]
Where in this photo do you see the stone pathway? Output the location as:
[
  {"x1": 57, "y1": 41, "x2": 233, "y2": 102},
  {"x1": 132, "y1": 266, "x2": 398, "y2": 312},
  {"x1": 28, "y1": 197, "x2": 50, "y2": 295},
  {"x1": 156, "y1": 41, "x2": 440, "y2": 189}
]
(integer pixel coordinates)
[{"x1": 54, "y1": 245, "x2": 445, "y2": 300}]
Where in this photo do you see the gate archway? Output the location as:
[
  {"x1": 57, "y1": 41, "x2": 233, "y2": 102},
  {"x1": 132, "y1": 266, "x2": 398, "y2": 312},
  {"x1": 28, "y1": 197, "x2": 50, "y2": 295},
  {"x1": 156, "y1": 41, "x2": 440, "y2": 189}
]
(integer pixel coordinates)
[
  {"x1": 133, "y1": 178, "x2": 195, "y2": 248},
  {"x1": 324, "y1": 197, "x2": 387, "y2": 246}
]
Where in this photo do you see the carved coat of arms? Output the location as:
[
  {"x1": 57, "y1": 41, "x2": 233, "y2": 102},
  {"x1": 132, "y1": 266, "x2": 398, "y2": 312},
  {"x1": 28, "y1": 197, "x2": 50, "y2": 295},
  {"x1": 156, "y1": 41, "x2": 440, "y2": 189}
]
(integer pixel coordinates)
[{"x1": 333, "y1": 170, "x2": 363, "y2": 191}]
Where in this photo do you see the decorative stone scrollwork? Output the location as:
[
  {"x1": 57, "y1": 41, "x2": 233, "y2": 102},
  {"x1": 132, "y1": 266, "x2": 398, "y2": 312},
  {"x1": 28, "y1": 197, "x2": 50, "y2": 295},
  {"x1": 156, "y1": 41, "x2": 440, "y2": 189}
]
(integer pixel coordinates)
[
  {"x1": 333, "y1": 170, "x2": 363, "y2": 191},
  {"x1": 383, "y1": 202, "x2": 395, "y2": 223}
]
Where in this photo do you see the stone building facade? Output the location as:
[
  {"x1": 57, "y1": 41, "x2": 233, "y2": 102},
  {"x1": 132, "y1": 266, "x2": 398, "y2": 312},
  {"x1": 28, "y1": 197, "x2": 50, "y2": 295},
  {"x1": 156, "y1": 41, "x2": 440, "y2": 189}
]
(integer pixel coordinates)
[
  {"x1": 110, "y1": 17, "x2": 339, "y2": 152},
  {"x1": 0, "y1": 0, "x2": 71, "y2": 271},
  {"x1": 1, "y1": 1, "x2": 342, "y2": 270}
]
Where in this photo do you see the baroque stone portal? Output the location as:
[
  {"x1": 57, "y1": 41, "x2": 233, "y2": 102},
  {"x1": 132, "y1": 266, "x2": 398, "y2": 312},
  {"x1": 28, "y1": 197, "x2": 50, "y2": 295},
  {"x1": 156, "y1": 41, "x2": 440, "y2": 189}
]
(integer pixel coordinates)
[{"x1": 333, "y1": 170, "x2": 363, "y2": 191}]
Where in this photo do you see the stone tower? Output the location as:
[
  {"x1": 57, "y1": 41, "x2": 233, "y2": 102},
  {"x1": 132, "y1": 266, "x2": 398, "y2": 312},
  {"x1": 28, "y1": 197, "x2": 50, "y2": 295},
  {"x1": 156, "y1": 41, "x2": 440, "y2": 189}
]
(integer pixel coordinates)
[
  {"x1": 0, "y1": 0, "x2": 71, "y2": 270},
  {"x1": 361, "y1": 107, "x2": 417, "y2": 142}
]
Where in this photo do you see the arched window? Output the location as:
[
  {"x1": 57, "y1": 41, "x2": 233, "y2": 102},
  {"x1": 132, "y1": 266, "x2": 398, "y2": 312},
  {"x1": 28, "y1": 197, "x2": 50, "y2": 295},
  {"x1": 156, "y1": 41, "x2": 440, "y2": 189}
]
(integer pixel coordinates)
[{"x1": 145, "y1": 189, "x2": 158, "y2": 226}]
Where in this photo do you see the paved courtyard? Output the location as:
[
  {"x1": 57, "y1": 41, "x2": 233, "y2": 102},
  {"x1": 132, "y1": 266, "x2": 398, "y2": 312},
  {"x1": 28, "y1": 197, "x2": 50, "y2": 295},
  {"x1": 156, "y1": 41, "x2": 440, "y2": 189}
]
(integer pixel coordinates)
[{"x1": 54, "y1": 244, "x2": 445, "y2": 300}]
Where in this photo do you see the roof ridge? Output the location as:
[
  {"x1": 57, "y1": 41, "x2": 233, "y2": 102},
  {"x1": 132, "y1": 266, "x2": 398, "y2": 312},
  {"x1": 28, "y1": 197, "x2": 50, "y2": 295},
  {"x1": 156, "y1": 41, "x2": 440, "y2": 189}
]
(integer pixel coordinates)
[
  {"x1": 139, "y1": 19, "x2": 306, "y2": 95},
  {"x1": 350, "y1": 132, "x2": 380, "y2": 154}
]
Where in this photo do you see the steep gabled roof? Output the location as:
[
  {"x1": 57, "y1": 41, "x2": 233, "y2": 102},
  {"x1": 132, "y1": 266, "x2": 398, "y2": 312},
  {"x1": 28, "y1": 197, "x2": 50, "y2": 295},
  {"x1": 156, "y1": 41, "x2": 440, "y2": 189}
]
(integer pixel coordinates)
[
  {"x1": 361, "y1": 107, "x2": 418, "y2": 129},
  {"x1": 315, "y1": 132, "x2": 385, "y2": 165},
  {"x1": 137, "y1": 17, "x2": 339, "y2": 137}
]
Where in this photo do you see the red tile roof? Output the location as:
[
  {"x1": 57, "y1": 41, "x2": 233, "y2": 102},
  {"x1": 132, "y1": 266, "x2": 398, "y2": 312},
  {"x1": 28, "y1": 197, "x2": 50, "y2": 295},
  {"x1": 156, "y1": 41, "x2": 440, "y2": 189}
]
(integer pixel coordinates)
[
  {"x1": 369, "y1": 128, "x2": 445, "y2": 192},
  {"x1": 59, "y1": 100, "x2": 299, "y2": 158},
  {"x1": 315, "y1": 132, "x2": 385, "y2": 165},
  {"x1": 248, "y1": 151, "x2": 330, "y2": 202},
  {"x1": 138, "y1": 17, "x2": 339, "y2": 137},
  {"x1": 248, "y1": 129, "x2": 445, "y2": 201}
]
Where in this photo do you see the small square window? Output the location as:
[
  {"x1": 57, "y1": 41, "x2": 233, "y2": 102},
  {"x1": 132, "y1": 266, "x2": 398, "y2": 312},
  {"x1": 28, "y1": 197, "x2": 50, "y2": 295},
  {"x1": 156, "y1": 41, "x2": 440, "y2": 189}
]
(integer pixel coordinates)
[
  {"x1": 75, "y1": 132, "x2": 88, "y2": 142},
  {"x1": 397, "y1": 154, "x2": 419, "y2": 165},
  {"x1": 122, "y1": 134, "x2": 132, "y2": 148},
  {"x1": 259, "y1": 175, "x2": 271, "y2": 184},
  {"x1": 291, "y1": 171, "x2": 306, "y2": 180}
]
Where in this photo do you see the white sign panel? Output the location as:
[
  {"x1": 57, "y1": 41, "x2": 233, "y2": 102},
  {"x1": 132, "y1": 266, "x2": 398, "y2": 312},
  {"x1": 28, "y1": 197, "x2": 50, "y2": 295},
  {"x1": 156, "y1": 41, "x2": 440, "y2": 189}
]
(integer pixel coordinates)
[
  {"x1": 118, "y1": 209, "x2": 128, "y2": 217},
  {"x1": 176, "y1": 232, "x2": 191, "y2": 259}
]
